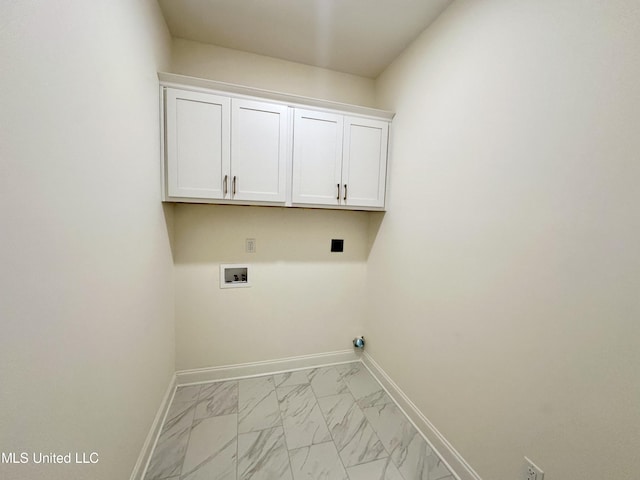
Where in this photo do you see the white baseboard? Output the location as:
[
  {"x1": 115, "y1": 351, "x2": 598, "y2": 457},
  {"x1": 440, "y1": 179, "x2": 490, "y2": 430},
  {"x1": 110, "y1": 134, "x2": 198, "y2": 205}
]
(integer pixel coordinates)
[
  {"x1": 362, "y1": 352, "x2": 483, "y2": 480},
  {"x1": 129, "y1": 374, "x2": 177, "y2": 480},
  {"x1": 176, "y1": 349, "x2": 360, "y2": 385}
]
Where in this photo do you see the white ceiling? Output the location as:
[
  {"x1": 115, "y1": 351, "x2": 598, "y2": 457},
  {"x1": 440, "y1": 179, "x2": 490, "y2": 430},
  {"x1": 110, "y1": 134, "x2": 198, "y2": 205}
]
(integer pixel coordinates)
[{"x1": 157, "y1": 0, "x2": 453, "y2": 78}]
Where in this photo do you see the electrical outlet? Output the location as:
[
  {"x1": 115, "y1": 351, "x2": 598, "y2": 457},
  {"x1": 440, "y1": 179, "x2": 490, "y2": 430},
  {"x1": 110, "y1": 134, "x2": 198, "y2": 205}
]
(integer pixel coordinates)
[
  {"x1": 330, "y1": 239, "x2": 344, "y2": 252},
  {"x1": 524, "y1": 457, "x2": 544, "y2": 480},
  {"x1": 246, "y1": 238, "x2": 256, "y2": 253}
]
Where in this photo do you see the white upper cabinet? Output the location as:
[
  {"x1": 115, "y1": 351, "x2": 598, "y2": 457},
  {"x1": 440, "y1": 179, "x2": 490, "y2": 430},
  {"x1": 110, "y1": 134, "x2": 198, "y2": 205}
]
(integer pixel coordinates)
[
  {"x1": 164, "y1": 89, "x2": 287, "y2": 204},
  {"x1": 292, "y1": 110, "x2": 389, "y2": 209},
  {"x1": 160, "y1": 74, "x2": 392, "y2": 210},
  {"x1": 231, "y1": 99, "x2": 288, "y2": 202},
  {"x1": 291, "y1": 109, "x2": 344, "y2": 206},
  {"x1": 165, "y1": 88, "x2": 230, "y2": 199},
  {"x1": 342, "y1": 116, "x2": 389, "y2": 208}
]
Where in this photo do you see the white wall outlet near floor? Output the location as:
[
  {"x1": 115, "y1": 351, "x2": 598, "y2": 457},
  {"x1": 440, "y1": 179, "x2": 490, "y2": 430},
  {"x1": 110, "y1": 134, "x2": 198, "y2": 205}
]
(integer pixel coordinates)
[
  {"x1": 524, "y1": 457, "x2": 544, "y2": 480},
  {"x1": 246, "y1": 238, "x2": 256, "y2": 253}
]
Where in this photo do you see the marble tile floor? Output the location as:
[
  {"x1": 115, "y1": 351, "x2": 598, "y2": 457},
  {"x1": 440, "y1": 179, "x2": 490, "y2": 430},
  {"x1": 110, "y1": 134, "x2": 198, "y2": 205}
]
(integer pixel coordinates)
[{"x1": 144, "y1": 362, "x2": 456, "y2": 480}]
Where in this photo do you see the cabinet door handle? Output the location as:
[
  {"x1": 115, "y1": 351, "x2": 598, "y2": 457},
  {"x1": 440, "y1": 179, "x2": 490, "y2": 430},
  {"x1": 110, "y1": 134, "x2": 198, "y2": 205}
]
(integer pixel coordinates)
[
  {"x1": 337, "y1": 183, "x2": 341, "y2": 201},
  {"x1": 223, "y1": 175, "x2": 228, "y2": 196},
  {"x1": 233, "y1": 176, "x2": 237, "y2": 196},
  {"x1": 344, "y1": 184, "x2": 347, "y2": 201}
]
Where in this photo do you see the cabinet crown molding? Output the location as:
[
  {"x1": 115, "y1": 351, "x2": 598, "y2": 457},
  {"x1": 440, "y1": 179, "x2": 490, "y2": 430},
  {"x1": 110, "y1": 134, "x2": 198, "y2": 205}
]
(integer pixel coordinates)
[{"x1": 158, "y1": 72, "x2": 394, "y2": 121}]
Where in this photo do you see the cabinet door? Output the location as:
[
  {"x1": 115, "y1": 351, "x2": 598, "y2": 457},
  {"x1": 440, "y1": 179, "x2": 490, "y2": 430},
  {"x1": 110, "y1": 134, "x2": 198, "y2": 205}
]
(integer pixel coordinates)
[
  {"x1": 292, "y1": 109, "x2": 343, "y2": 205},
  {"x1": 231, "y1": 99, "x2": 288, "y2": 202},
  {"x1": 165, "y1": 88, "x2": 230, "y2": 199},
  {"x1": 341, "y1": 116, "x2": 389, "y2": 208}
]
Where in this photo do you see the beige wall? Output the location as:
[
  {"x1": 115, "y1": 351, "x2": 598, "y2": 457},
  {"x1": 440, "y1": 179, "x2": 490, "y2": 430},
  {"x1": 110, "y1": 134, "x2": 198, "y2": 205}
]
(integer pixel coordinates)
[
  {"x1": 170, "y1": 40, "x2": 375, "y2": 370},
  {"x1": 369, "y1": 1, "x2": 640, "y2": 479},
  {"x1": 174, "y1": 205, "x2": 369, "y2": 370},
  {"x1": 171, "y1": 38, "x2": 377, "y2": 107},
  {"x1": 0, "y1": 1, "x2": 174, "y2": 479}
]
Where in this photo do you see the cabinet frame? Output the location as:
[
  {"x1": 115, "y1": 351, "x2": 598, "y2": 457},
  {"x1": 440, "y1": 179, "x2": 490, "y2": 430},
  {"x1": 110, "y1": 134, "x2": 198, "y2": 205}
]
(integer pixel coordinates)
[
  {"x1": 165, "y1": 88, "x2": 230, "y2": 200},
  {"x1": 341, "y1": 116, "x2": 389, "y2": 208},
  {"x1": 230, "y1": 98, "x2": 289, "y2": 203},
  {"x1": 291, "y1": 109, "x2": 344, "y2": 206},
  {"x1": 159, "y1": 73, "x2": 393, "y2": 211},
  {"x1": 291, "y1": 109, "x2": 389, "y2": 209}
]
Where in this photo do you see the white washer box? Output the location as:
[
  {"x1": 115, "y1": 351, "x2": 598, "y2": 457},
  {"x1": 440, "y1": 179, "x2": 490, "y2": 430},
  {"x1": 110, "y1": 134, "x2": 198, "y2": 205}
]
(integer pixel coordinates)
[{"x1": 220, "y1": 264, "x2": 251, "y2": 288}]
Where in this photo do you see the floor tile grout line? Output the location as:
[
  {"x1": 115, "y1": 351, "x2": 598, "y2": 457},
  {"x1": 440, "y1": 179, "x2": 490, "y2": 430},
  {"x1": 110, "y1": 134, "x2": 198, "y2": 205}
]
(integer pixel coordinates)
[
  {"x1": 142, "y1": 385, "x2": 180, "y2": 480},
  {"x1": 337, "y1": 365, "x2": 410, "y2": 480},
  {"x1": 321, "y1": 388, "x2": 403, "y2": 478},
  {"x1": 308, "y1": 368, "x2": 352, "y2": 479},
  {"x1": 340, "y1": 365, "x2": 367, "y2": 409},
  {"x1": 237, "y1": 377, "x2": 278, "y2": 434},
  {"x1": 336, "y1": 393, "x2": 392, "y2": 470},
  {"x1": 176, "y1": 385, "x2": 200, "y2": 479},
  {"x1": 280, "y1": 366, "x2": 352, "y2": 478},
  {"x1": 238, "y1": 375, "x2": 292, "y2": 479},
  {"x1": 170, "y1": 382, "x2": 238, "y2": 479},
  {"x1": 236, "y1": 378, "x2": 240, "y2": 480},
  {"x1": 272, "y1": 373, "x2": 296, "y2": 480},
  {"x1": 338, "y1": 368, "x2": 391, "y2": 451},
  {"x1": 359, "y1": 360, "x2": 458, "y2": 480},
  {"x1": 356, "y1": 402, "x2": 409, "y2": 479},
  {"x1": 144, "y1": 394, "x2": 199, "y2": 480},
  {"x1": 238, "y1": 422, "x2": 289, "y2": 435}
]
